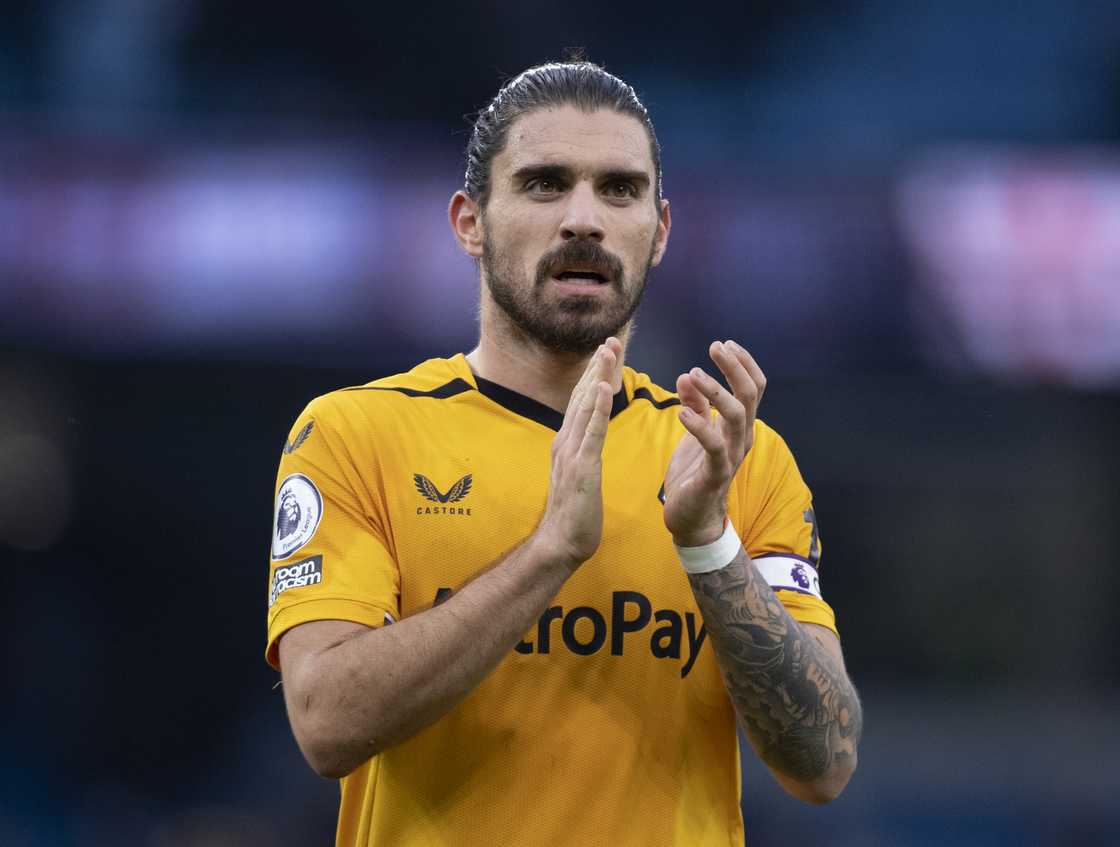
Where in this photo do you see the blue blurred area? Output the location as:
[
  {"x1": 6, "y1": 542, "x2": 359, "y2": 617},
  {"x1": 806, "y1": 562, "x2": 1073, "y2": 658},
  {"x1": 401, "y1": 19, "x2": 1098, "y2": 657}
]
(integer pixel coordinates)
[{"x1": 2, "y1": 2, "x2": 1119, "y2": 845}]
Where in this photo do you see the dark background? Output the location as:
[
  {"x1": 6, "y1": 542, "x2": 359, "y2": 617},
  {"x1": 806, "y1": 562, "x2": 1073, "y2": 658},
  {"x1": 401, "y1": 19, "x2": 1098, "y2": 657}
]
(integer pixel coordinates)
[{"x1": 2, "y1": 2, "x2": 1119, "y2": 845}]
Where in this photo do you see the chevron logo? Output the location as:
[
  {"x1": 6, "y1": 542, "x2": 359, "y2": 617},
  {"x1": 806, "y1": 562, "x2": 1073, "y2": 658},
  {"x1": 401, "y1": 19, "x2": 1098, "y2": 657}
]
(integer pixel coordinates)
[{"x1": 413, "y1": 473, "x2": 473, "y2": 504}]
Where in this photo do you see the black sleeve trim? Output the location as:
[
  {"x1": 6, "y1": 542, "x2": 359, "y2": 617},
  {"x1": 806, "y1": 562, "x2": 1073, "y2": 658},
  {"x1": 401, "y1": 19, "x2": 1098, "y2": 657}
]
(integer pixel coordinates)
[{"x1": 341, "y1": 378, "x2": 474, "y2": 399}]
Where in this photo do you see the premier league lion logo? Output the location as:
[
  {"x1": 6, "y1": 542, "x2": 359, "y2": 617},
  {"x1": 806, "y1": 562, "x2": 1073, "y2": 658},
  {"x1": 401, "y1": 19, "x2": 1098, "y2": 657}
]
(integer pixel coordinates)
[
  {"x1": 790, "y1": 563, "x2": 811, "y2": 590},
  {"x1": 272, "y1": 473, "x2": 323, "y2": 559},
  {"x1": 277, "y1": 491, "x2": 302, "y2": 540}
]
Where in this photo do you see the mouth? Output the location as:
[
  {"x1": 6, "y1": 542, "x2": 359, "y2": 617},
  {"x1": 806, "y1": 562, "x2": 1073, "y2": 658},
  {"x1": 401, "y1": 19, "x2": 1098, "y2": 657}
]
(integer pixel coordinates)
[{"x1": 550, "y1": 269, "x2": 610, "y2": 286}]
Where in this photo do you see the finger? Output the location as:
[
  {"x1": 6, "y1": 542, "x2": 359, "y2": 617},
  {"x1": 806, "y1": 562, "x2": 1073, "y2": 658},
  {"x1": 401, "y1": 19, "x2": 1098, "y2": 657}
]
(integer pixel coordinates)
[
  {"x1": 557, "y1": 338, "x2": 619, "y2": 450},
  {"x1": 563, "y1": 368, "x2": 607, "y2": 453},
  {"x1": 708, "y1": 341, "x2": 758, "y2": 412},
  {"x1": 603, "y1": 336, "x2": 624, "y2": 388},
  {"x1": 722, "y1": 340, "x2": 766, "y2": 404},
  {"x1": 686, "y1": 366, "x2": 747, "y2": 457},
  {"x1": 597, "y1": 342, "x2": 618, "y2": 388},
  {"x1": 580, "y1": 344, "x2": 617, "y2": 407},
  {"x1": 577, "y1": 381, "x2": 613, "y2": 459},
  {"x1": 686, "y1": 366, "x2": 746, "y2": 429},
  {"x1": 676, "y1": 372, "x2": 710, "y2": 417},
  {"x1": 558, "y1": 345, "x2": 609, "y2": 444},
  {"x1": 565, "y1": 345, "x2": 605, "y2": 417},
  {"x1": 678, "y1": 405, "x2": 727, "y2": 459}
]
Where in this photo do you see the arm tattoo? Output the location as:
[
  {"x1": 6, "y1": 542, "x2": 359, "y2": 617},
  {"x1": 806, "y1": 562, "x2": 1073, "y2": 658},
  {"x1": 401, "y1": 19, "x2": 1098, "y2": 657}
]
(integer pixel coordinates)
[{"x1": 688, "y1": 548, "x2": 862, "y2": 782}]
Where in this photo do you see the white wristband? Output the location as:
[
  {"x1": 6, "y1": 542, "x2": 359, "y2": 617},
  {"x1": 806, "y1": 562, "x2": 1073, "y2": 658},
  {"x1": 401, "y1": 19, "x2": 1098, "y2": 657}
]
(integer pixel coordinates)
[{"x1": 674, "y1": 521, "x2": 742, "y2": 574}]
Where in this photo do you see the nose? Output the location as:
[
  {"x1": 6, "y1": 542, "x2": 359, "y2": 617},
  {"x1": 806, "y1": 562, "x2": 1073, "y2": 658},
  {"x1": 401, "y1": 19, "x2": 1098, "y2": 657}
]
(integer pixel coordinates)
[{"x1": 559, "y1": 181, "x2": 605, "y2": 242}]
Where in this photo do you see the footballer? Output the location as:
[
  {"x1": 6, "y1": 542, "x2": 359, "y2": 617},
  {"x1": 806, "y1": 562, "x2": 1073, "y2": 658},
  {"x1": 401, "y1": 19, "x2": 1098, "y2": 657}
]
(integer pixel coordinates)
[{"x1": 265, "y1": 59, "x2": 861, "y2": 845}]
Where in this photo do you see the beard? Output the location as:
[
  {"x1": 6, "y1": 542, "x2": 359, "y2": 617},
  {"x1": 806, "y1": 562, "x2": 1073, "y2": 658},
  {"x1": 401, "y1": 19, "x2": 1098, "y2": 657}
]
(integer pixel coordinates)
[{"x1": 481, "y1": 233, "x2": 655, "y2": 355}]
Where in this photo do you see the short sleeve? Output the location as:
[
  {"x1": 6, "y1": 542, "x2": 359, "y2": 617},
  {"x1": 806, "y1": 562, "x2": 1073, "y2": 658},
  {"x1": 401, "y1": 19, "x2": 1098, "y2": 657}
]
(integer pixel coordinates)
[
  {"x1": 264, "y1": 397, "x2": 400, "y2": 670},
  {"x1": 733, "y1": 421, "x2": 837, "y2": 637}
]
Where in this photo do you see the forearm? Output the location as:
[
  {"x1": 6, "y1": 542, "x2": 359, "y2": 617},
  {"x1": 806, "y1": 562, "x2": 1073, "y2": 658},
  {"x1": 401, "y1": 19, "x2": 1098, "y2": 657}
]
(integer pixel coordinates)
[
  {"x1": 288, "y1": 533, "x2": 572, "y2": 777},
  {"x1": 686, "y1": 547, "x2": 862, "y2": 802}
]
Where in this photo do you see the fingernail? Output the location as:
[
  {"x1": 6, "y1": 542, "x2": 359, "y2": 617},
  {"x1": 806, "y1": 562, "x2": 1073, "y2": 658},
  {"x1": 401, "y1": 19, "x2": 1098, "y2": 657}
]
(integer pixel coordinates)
[
  {"x1": 727, "y1": 340, "x2": 741, "y2": 352},
  {"x1": 690, "y1": 367, "x2": 703, "y2": 378}
]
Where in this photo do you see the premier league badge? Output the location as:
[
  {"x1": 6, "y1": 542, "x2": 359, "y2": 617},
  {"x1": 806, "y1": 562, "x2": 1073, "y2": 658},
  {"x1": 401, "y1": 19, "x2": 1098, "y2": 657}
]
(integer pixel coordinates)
[{"x1": 272, "y1": 473, "x2": 323, "y2": 560}]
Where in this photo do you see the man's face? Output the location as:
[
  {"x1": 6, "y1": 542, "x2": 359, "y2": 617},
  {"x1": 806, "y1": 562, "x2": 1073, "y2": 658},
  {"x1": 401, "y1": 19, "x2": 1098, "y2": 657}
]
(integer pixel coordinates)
[{"x1": 478, "y1": 105, "x2": 669, "y2": 354}]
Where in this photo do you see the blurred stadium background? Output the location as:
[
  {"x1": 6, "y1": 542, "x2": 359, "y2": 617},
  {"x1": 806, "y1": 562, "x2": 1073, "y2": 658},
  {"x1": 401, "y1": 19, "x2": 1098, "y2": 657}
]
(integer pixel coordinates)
[{"x1": 2, "y1": 1, "x2": 1119, "y2": 845}]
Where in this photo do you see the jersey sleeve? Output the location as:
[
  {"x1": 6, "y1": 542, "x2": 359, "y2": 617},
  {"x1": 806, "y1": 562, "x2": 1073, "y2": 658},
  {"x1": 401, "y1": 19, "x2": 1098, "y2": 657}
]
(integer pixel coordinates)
[
  {"x1": 734, "y1": 421, "x2": 838, "y2": 637},
  {"x1": 264, "y1": 396, "x2": 400, "y2": 670}
]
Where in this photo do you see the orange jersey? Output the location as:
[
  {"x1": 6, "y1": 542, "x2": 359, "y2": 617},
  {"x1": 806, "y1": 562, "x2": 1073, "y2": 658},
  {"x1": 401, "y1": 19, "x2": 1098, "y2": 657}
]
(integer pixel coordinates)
[{"x1": 266, "y1": 354, "x2": 836, "y2": 846}]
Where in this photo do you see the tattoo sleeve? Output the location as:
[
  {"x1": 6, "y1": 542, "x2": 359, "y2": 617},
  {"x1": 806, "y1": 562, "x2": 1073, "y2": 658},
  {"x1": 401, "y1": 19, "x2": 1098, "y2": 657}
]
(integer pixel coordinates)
[{"x1": 688, "y1": 548, "x2": 862, "y2": 782}]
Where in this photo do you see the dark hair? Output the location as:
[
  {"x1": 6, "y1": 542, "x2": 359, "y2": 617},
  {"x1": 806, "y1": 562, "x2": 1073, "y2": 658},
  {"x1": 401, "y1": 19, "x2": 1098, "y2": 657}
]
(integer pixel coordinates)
[{"x1": 464, "y1": 60, "x2": 662, "y2": 206}]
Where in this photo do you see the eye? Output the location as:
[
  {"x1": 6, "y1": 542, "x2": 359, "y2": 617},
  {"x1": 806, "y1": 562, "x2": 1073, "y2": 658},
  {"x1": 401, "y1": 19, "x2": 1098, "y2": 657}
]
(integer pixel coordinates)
[
  {"x1": 606, "y1": 181, "x2": 638, "y2": 199},
  {"x1": 527, "y1": 177, "x2": 562, "y2": 195}
]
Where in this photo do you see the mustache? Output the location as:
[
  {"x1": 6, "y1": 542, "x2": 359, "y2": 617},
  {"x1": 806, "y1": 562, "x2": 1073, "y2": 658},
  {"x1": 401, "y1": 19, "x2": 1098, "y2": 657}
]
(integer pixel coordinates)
[{"x1": 535, "y1": 240, "x2": 625, "y2": 286}]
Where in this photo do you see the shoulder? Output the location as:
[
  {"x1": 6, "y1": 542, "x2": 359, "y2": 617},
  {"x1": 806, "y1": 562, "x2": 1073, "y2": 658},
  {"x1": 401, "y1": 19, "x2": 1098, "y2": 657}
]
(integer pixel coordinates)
[
  {"x1": 752, "y1": 417, "x2": 790, "y2": 456},
  {"x1": 622, "y1": 368, "x2": 790, "y2": 455},
  {"x1": 302, "y1": 355, "x2": 473, "y2": 427},
  {"x1": 736, "y1": 417, "x2": 811, "y2": 513}
]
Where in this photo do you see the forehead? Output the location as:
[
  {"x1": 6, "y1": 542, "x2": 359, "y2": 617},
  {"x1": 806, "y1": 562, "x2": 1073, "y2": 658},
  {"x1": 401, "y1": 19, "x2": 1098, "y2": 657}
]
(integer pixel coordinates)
[{"x1": 498, "y1": 105, "x2": 655, "y2": 177}]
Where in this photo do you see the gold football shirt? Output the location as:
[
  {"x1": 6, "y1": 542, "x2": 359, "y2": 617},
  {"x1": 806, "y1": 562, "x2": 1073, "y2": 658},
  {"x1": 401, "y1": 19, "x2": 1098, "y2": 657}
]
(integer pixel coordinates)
[{"x1": 266, "y1": 354, "x2": 836, "y2": 847}]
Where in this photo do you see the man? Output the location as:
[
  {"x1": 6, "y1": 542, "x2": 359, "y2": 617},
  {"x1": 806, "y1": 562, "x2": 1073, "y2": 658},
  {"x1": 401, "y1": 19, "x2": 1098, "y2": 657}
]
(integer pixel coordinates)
[{"x1": 265, "y1": 60, "x2": 862, "y2": 845}]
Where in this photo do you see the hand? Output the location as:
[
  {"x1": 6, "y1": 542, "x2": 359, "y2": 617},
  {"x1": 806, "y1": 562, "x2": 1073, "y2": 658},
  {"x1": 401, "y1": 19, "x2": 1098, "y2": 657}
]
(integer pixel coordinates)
[
  {"x1": 534, "y1": 338, "x2": 623, "y2": 570},
  {"x1": 662, "y1": 340, "x2": 766, "y2": 547}
]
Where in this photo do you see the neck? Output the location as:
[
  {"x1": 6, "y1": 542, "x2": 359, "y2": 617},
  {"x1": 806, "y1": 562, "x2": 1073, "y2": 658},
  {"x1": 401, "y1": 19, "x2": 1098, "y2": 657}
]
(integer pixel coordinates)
[{"x1": 466, "y1": 299, "x2": 629, "y2": 413}]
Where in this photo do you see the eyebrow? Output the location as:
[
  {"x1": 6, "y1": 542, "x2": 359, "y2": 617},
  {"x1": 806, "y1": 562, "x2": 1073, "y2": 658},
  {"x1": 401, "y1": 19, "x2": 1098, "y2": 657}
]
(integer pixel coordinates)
[
  {"x1": 601, "y1": 169, "x2": 651, "y2": 189},
  {"x1": 510, "y1": 164, "x2": 571, "y2": 185},
  {"x1": 510, "y1": 164, "x2": 651, "y2": 190}
]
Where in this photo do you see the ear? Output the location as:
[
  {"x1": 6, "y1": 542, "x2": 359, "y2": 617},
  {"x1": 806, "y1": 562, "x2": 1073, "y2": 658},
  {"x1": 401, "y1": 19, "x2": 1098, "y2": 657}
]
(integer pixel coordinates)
[
  {"x1": 650, "y1": 198, "x2": 671, "y2": 267},
  {"x1": 449, "y1": 190, "x2": 484, "y2": 259}
]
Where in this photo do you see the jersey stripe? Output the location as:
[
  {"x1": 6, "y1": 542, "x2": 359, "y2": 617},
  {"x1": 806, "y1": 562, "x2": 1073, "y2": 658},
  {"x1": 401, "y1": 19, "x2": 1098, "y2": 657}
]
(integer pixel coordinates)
[
  {"x1": 342, "y1": 378, "x2": 474, "y2": 399},
  {"x1": 631, "y1": 386, "x2": 681, "y2": 409}
]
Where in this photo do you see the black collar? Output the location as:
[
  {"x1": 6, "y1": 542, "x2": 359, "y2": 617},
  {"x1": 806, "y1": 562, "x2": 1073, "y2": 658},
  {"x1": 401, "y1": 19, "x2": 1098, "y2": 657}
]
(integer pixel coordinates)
[{"x1": 473, "y1": 375, "x2": 631, "y2": 432}]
